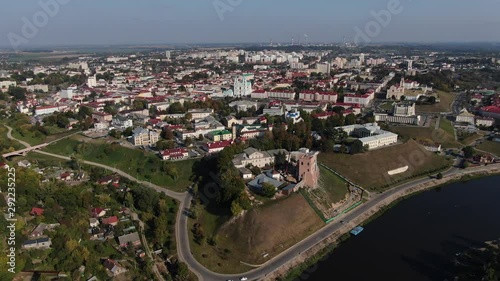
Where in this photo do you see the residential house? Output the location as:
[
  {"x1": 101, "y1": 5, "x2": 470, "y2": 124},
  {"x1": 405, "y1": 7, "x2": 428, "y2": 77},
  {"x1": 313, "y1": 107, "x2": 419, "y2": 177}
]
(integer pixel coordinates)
[
  {"x1": 30, "y1": 207, "x2": 44, "y2": 216},
  {"x1": 91, "y1": 207, "x2": 107, "y2": 218},
  {"x1": 238, "y1": 167, "x2": 254, "y2": 180},
  {"x1": 103, "y1": 259, "x2": 127, "y2": 276},
  {"x1": 202, "y1": 140, "x2": 233, "y2": 154},
  {"x1": 22, "y1": 237, "x2": 52, "y2": 250},
  {"x1": 118, "y1": 232, "x2": 141, "y2": 248},
  {"x1": 89, "y1": 218, "x2": 100, "y2": 228},
  {"x1": 102, "y1": 216, "x2": 119, "y2": 226},
  {"x1": 160, "y1": 148, "x2": 189, "y2": 160},
  {"x1": 18, "y1": 160, "x2": 31, "y2": 168},
  {"x1": 92, "y1": 112, "x2": 112, "y2": 123}
]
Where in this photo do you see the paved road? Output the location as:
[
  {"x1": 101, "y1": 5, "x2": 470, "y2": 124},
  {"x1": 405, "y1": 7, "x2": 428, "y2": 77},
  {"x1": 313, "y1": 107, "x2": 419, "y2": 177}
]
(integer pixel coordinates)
[
  {"x1": 452, "y1": 92, "x2": 467, "y2": 115},
  {"x1": 5, "y1": 125, "x2": 32, "y2": 148},
  {"x1": 176, "y1": 163, "x2": 500, "y2": 281},
  {"x1": 8, "y1": 124, "x2": 500, "y2": 281}
]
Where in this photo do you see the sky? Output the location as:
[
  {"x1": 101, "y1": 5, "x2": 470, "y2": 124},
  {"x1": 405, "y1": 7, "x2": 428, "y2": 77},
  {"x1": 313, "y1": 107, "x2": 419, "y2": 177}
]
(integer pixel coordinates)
[{"x1": 1, "y1": 0, "x2": 500, "y2": 48}]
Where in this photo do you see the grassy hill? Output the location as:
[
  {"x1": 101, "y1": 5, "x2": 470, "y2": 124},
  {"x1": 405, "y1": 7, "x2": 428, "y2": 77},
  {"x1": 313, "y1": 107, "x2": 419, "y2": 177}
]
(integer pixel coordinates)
[
  {"x1": 319, "y1": 140, "x2": 452, "y2": 191},
  {"x1": 43, "y1": 136, "x2": 197, "y2": 192},
  {"x1": 189, "y1": 194, "x2": 323, "y2": 273}
]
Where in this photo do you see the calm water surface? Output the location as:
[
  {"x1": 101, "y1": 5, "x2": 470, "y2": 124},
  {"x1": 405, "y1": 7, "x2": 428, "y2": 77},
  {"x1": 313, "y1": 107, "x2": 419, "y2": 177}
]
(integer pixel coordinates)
[{"x1": 307, "y1": 175, "x2": 500, "y2": 281}]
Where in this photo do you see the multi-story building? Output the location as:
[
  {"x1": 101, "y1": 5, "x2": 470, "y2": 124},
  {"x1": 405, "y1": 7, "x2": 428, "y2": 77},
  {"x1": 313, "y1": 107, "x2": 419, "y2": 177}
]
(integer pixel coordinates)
[
  {"x1": 250, "y1": 90, "x2": 295, "y2": 100},
  {"x1": 338, "y1": 123, "x2": 398, "y2": 150},
  {"x1": 475, "y1": 117, "x2": 495, "y2": 127},
  {"x1": 456, "y1": 108, "x2": 475, "y2": 124},
  {"x1": 344, "y1": 90, "x2": 375, "y2": 107},
  {"x1": 207, "y1": 130, "x2": 233, "y2": 141},
  {"x1": 132, "y1": 128, "x2": 160, "y2": 146},
  {"x1": 92, "y1": 112, "x2": 113, "y2": 123},
  {"x1": 233, "y1": 74, "x2": 253, "y2": 97},
  {"x1": 202, "y1": 140, "x2": 233, "y2": 154},
  {"x1": 35, "y1": 105, "x2": 68, "y2": 116},
  {"x1": 233, "y1": 147, "x2": 287, "y2": 169},
  {"x1": 299, "y1": 91, "x2": 338, "y2": 103},
  {"x1": 160, "y1": 148, "x2": 189, "y2": 160},
  {"x1": 187, "y1": 108, "x2": 214, "y2": 120},
  {"x1": 316, "y1": 62, "x2": 331, "y2": 74},
  {"x1": 386, "y1": 78, "x2": 406, "y2": 100},
  {"x1": 112, "y1": 116, "x2": 134, "y2": 130}
]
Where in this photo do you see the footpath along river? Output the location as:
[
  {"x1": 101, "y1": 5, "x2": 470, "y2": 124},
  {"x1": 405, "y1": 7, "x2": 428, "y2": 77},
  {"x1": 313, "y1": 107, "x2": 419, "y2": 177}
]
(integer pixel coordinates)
[{"x1": 306, "y1": 175, "x2": 500, "y2": 281}]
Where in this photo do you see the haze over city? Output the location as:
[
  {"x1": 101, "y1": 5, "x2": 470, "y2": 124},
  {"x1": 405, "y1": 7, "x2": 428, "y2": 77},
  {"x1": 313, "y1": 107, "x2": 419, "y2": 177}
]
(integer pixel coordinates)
[{"x1": 2, "y1": 0, "x2": 500, "y2": 47}]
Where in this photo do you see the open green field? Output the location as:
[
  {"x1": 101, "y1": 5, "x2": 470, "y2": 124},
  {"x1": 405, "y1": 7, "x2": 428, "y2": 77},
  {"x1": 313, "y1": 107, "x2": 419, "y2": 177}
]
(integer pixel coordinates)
[
  {"x1": 477, "y1": 140, "x2": 500, "y2": 156},
  {"x1": 43, "y1": 136, "x2": 197, "y2": 192},
  {"x1": 458, "y1": 132, "x2": 483, "y2": 146},
  {"x1": 439, "y1": 118, "x2": 455, "y2": 136},
  {"x1": 389, "y1": 122, "x2": 460, "y2": 148},
  {"x1": 319, "y1": 140, "x2": 452, "y2": 191},
  {"x1": 314, "y1": 166, "x2": 349, "y2": 204},
  {"x1": 0, "y1": 125, "x2": 23, "y2": 154},
  {"x1": 189, "y1": 194, "x2": 323, "y2": 273},
  {"x1": 379, "y1": 102, "x2": 394, "y2": 111},
  {"x1": 301, "y1": 166, "x2": 350, "y2": 221},
  {"x1": 416, "y1": 90, "x2": 456, "y2": 113}
]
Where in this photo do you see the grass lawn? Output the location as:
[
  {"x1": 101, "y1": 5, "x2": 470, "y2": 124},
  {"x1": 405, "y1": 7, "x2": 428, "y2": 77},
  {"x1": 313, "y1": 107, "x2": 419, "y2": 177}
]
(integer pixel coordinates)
[
  {"x1": 319, "y1": 140, "x2": 452, "y2": 191},
  {"x1": 189, "y1": 194, "x2": 324, "y2": 273},
  {"x1": 477, "y1": 140, "x2": 500, "y2": 156},
  {"x1": 379, "y1": 102, "x2": 394, "y2": 111},
  {"x1": 439, "y1": 118, "x2": 455, "y2": 136},
  {"x1": 458, "y1": 132, "x2": 482, "y2": 146},
  {"x1": 43, "y1": 136, "x2": 197, "y2": 192},
  {"x1": 0, "y1": 125, "x2": 23, "y2": 153},
  {"x1": 389, "y1": 124, "x2": 460, "y2": 148},
  {"x1": 416, "y1": 90, "x2": 456, "y2": 113},
  {"x1": 313, "y1": 166, "x2": 349, "y2": 204}
]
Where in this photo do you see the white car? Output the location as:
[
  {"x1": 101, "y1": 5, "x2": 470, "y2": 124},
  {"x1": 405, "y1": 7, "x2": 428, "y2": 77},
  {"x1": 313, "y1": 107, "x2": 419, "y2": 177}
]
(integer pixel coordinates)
[{"x1": 240, "y1": 278, "x2": 248, "y2": 281}]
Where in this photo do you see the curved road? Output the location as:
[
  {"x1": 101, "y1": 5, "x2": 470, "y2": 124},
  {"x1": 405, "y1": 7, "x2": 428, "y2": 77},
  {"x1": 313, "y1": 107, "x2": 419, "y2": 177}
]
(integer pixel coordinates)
[
  {"x1": 177, "y1": 165, "x2": 500, "y2": 281},
  {"x1": 5, "y1": 125, "x2": 32, "y2": 148},
  {"x1": 6, "y1": 124, "x2": 500, "y2": 281}
]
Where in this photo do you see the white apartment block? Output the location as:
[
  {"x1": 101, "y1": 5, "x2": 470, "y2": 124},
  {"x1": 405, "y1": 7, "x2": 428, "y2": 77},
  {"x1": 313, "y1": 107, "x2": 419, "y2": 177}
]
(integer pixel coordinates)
[
  {"x1": 316, "y1": 63, "x2": 331, "y2": 74},
  {"x1": 338, "y1": 123, "x2": 398, "y2": 150},
  {"x1": 112, "y1": 116, "x2": 134, "y2": 130},
  {"x1": 187, "y1": 108, "x2": 214, "y2": 120},
  {"x1": 475, "y1": 117, "x2": 495, "y2": 127},
  {"x1": 344, "y1": 91, "x2": 374, "y2": 107},
  {"x1": 35, "y1": 105, "x2": 67, "y2": 116},
  {"x1": 299, "y1": 91, "x2": 338, "y2": 103}
]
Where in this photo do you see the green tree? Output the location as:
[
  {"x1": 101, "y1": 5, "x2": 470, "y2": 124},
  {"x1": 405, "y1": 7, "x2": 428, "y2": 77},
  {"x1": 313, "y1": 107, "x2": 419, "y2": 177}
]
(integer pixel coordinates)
[
  {"x1": 230, "y1": 201, "x2": 243, "y2": 216},
  {"x1": 462, "y1": 146, "x2": 475, "y2": 158},
  {"x1": 351, "y1": 140, "x2": 364, "y2": 154},
  {"x1": 344, "y1": 113, "x2": 357, "y2": 125},
  {"x1": 261, "y1": 182, "x2": 276, "y2": 198}
]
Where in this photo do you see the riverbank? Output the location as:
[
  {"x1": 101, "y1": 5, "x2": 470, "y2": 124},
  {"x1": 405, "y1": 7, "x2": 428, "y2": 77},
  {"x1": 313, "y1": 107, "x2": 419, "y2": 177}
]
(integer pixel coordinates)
[{"x1": 266, "y1": 165, "x2": 500, "y2": 281}]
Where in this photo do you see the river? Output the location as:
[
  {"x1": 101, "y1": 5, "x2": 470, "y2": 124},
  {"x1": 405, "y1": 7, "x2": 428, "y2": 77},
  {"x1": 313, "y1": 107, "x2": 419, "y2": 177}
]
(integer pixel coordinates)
[{"x1": 306, "y1": 175, "x2": 500, "y2": 281}]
